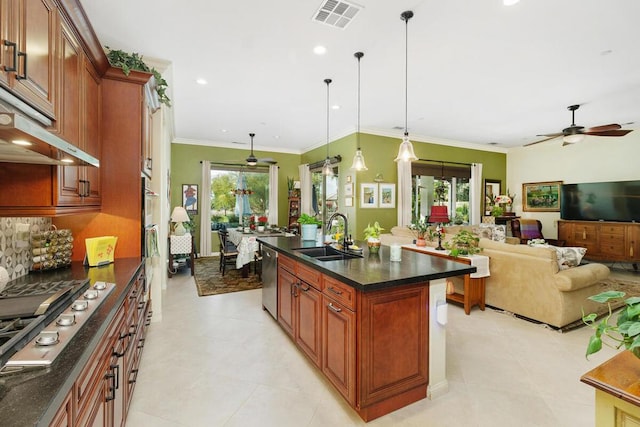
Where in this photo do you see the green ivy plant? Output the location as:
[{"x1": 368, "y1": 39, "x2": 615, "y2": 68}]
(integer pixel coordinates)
[
  {"x1": 297, "y1": 213, "x2": 321, "y2": 225},
  {"x1": 363, "y1": 222, "x2": 384, "y2": 241},
  {"x1": 583, "y1": 291, "x2": 640, "y2": 359},
  {"x1": 105, "y1": 46, "x2": 171, "y2": 107}
]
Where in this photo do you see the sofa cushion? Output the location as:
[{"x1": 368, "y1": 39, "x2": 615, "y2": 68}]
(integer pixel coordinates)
[
  {"x1": 519, "y1": 219, "x2": 543, "y2": 240},
  {"x1": 475, "y1": 224, "x2": 506, "y2": 243}
]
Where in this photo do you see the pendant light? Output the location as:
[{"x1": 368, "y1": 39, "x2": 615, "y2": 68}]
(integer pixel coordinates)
[
  {"x1": 395, "y1": 10, "x2": 418, "y2": 163},
  {"x1": 246, "y1": 133, "x2": 258, "y2": 166},
  {"x1": 351, "y1": 51, "x2": 368, "y2": 171},
  {"x1": 322, "y1": 78, "x2": 334, "y2": 177}
]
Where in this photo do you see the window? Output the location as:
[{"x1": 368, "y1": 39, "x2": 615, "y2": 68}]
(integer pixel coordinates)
[
  {"x1": 412, "y1": 162, "x2": 470, "y2": 224},
  {"x1": 209, "y1": 166, "x2": 269, "y2": 228}
]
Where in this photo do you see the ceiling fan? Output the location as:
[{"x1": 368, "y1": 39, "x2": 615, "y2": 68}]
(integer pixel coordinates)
[
  {"x1": 242, "y1": 133, "x2": 277, "y2": 166},
  {"x1": 525, "y1": 104, "x2": 633, "y2": 147}
]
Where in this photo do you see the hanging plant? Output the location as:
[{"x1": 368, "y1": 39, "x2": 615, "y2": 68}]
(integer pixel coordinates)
[{"x1": 105, "y1": 46, "x2": 171, "y2": 107}]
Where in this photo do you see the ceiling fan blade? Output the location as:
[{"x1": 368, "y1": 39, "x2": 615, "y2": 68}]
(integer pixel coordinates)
[
  {"x1": 524, "y1": 135, "x2": 562, "y2": 147},
  {"x1": 258, "y1": 157, "x2": 277, "y2": 165},
  {"x1": 584, "y1": 129, "x2": 633, "y2": 137},
  {"x1": 535, "y1": 132, "x2": 564, "y2": 138},
  {"x1": 585, "y1": 123, "x2": 621, "y2": 133}
]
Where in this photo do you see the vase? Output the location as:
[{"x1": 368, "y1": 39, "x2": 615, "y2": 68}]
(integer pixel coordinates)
[
  {"x1": 301, "y1": 224, "x2": 318, "y2": 241},
  {"x1": 257, "y1": 225, "x2": 265, "y2": 232},
  {"x1": 368, "y1": 240, "x2": 381, "y2": 254},
  {"x1": 505, "y1": 204, "x2": 512, "y2": 213},
  {"x1": 416, "y1": 237, "x2": 427, "y2": 247}
]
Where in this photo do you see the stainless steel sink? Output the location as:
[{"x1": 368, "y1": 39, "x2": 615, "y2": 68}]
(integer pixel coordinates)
[{"x1": 293, "y1": 246, "x2": 362, "y2": 261}]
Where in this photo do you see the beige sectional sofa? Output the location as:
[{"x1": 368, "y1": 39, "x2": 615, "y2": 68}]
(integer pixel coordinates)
[{"x1": 380, "y1": 225, "x2": 610, "y2": 328}]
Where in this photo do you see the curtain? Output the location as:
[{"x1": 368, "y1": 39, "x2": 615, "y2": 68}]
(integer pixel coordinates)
[
  {"x1": 268, "y1": 165, "x2": 278, "y2": 225},
  {"x1": 299, "y1": 163, "x2": 312, "y2": 215},
  {"x1": 199, "y1": 160, "x2": 212, "y2": 256},
  {"x1": 470, "y1": 163, "x2": 483, "y2": 225},
  {"x1": 397, "y1": 160, "x2": 412, "y2": 227}
]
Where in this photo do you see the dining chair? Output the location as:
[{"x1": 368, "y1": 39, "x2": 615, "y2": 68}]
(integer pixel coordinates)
[{"x1": 219, "y1": 230, "x2": 239, "y2": 276}]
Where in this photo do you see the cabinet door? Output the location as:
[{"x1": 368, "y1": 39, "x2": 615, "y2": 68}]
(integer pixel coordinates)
[
  {"x1": 141, "y1": 95, "x2": 153, "y2": 178},
  {"x1": 629, "y1": 225, "x2": 640, "y2": 262},
  {"x1": 557, "y1": 221, "x2": 573, "y2": 246},
  {"x1": 81, "y1": 55, "x2": 101, "y2": 204},
  {"x1": 277, "y1": 266, "x2": 296, "y2": 337},
  {"x1": 49, "y1": 389, "x2": 72, "y2": 427},
  {"x1": 322, "y1": 295, "x2": 355, "y2": 405},
  {"x1": 0, "y1": 0, "x2": 13, "y2": 88},
  {"x1": 12, "y1": 0, "x2": 58, "y2": 118},
  {"x1": 296, "y1": 281, "x2": 322, "y2": 367}
]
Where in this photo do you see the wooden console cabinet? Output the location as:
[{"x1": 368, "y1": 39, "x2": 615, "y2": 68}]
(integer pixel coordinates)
[
  {"x1": 558, "y1": 220, "x2": 640, "y2": 266},
  {"x1": 277, "y1": 254, "x2": 428, "y2": 422}
]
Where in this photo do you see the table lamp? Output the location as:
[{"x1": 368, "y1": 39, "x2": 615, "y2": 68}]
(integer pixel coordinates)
[
  {"x1": 428, "y1": 205, "x2": 450, "y2": 250},
  {"x1": 171, "y1": 206, "x2": 190, "y2": 236}
]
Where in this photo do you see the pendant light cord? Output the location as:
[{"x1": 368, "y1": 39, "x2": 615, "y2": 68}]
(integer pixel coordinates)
[
  {"x1": 401, "y1": 11, "x2": 413, "y2": 134},
  {"x1": 325, "y1": 78, "x2": 332, "y2": 159},
  {"x1": 355, "y1": 52, "x2": 363, "y2": 149}
]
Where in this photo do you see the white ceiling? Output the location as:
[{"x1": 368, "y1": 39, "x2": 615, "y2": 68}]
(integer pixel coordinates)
[{"x1": 80, "y1": 0, "x2": 640, "y2": 154}]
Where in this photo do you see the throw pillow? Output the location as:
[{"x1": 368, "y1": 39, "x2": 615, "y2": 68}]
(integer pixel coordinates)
[
  {"x1": 555, "y1": 247, "x2": 587, "y2": 270},
  {"x1": 476, "y1": 224, "x2": 506, "y2": 243},
  {"x1": 519, "y1": 220, "x2": 543, "y2": 240}
]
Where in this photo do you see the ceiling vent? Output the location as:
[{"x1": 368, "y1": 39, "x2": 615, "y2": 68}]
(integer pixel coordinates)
[{"x1": 312, "y1": 0, "x2": 362, "y2": 29}]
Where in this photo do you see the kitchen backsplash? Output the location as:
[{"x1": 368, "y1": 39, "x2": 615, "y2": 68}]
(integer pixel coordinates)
[{"x1": 0, "y1": 217, "x2": 52, "y2": 281}]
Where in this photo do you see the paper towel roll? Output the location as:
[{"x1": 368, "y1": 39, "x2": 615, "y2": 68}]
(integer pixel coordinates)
[{"x1": 0, "y1": 266, "x2": 9, "y2": 292}]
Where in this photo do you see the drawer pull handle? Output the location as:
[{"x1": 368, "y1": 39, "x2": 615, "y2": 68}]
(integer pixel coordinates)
[
  {"x1": 328, "y1": 286, "x2": 343, "y2": 295},
  {"x1": 3, "y1": 40, "x2": 16, "y2": 72},
  {"x1": 299, "y1": 283, "x2": 310, "y2": 292},
  {"x1": 582, "y1": 229, "x2": 587, "y2": 240},
  {"x1": 15, "y1": 51, "x2": 26, "y2": 80},
  {"x1": 328, "y1": 302, "x2": 342, "y2": 313}
]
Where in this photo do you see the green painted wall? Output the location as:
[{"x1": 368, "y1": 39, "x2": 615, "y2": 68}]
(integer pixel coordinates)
[
  {"x1": 301, "y1": 133, "x2": 506, "y2": 240},
  {"x1": 172, "y1": 133, "x2": 506, "y2": 249},
  {"x1": 171, "y1": 143, "x2": 301, "y2": 250}
]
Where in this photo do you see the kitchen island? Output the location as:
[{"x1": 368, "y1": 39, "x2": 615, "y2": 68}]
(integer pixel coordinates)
[{"x1": 257, "y1": 236, "x2": 475, "y2": 422}]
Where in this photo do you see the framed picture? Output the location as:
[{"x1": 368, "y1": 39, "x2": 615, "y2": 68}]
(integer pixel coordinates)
[
  {"x1": 379, "y1": 183, "x2": 395, "y2": 208},
  {"x1": 522, "y1": 181, "x2": 562, "y2": 212},
  {"x1": 360, "y1": 183, "x2": 378, "y2": 208},
  {"x1": 344, "y1": 197, "x2": 353, "y2": 207},
  {"x1": 484, "y1": 179, "x2": 501, "y2": 214},
  {"x1": 344, "y1": 182, "x2": 353, "y2": 197},
  {"x1": 182, "y1": 184, "x2": 198, "y2": 214}
]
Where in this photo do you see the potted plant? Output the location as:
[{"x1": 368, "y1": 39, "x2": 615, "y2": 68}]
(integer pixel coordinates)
[
  {"x1": 257, "y1": 215, "x2": 268, "y2": 232},
  {"x1": 408, "y1": 219, "x2": 431, "y2": 247},
  {"x1": 444, "y1": 230, "x2": 481, "y2": 257},
  {"x1": 491, "y1": 204, "x2": 504, "y2": 217},
  {"x1": 363, "y1": 222, "x2": 385, "y2": 254},
  {"x1": 583, "y1": 291, "x2": 640, "y2": 359},
  {"x1": 298, "y1": 213, "x2": 321, "y2": 240}
]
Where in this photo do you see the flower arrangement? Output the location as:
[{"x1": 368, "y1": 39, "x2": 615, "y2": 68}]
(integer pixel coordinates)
[
  {"x1": 494, "y1": 195, "x2": 512, "y2": 205},
  {"x1": 258, "y1": 216, "x2": 268, "y2": 226}
]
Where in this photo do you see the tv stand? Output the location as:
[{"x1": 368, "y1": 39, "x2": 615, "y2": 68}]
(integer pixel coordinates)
[{"x1": 558, "y1": 220, "x2": 639, "y2": 269}]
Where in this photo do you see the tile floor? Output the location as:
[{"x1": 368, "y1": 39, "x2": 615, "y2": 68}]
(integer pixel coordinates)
[{"x1": 126, "y1": 266, "x2": 639, "y2": 427}]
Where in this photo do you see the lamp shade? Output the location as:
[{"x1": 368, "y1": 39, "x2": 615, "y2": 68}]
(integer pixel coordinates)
[
  {"x1": 428, "y1": 205, "x2": 450, "y2": 224},
  {"x1": 171, "y1": 206, "x2": 190, "y2": 223}
]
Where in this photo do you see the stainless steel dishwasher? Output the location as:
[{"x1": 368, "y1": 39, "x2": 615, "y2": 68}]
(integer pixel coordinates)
[{"x1": 261, "y1": 246, "x2": 278, "y2": 319}]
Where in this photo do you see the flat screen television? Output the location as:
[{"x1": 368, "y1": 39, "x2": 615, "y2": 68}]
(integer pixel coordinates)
[{"x1": 561, "y1": 180, "x2": 640, "y2": 223}]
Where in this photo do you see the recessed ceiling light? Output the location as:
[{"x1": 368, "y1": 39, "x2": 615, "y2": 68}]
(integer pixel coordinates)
[
  {"x1": 12, "y1": 140, "x2": 32, "y2": 146},
  {"x1": 503, "y1": 0, "x2": 520, "y2": 5},
  {"x1": 273, "y1": 135, "x2": 280, "y2": 139},
  {"x1": 196, "y1": 78, "x2": 208, "y2": 85},
  {"x1": 332, "y1": 104, "x2": 340, "y2": 110},
  {"x1": 221, "y1": 129, "x2": 228, "y2": 133},
  {"x1": 314, "y1": 45, "x2": 327, "y2": 55}
]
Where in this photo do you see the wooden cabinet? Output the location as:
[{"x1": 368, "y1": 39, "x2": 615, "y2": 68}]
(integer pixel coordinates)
[
  {"x1": 0, "y1": 0, "x2": 58, "y2": 119},
  {"x1": 50, "y1": 389, "x2": 73, "y2": 427},
  {"x1": 558, "y1": 220, "x2": 640, "y2": 265},
  {"x1": 55, "y1": 18, "x2": 101, "y2": 206},
  {"x1": 321, "y1": 287, "x2": 356, "y2": 405},
  {"x1": 277, "y1": 255, "x2": 322, "y2": 367},
  {"x1": 288, "y1": 196, "x2": 300, "y2": 231}
]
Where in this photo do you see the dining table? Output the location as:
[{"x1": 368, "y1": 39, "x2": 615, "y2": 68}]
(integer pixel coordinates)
[{"x1": 227, "y1": 228, "x2": 289, "y2": 277}]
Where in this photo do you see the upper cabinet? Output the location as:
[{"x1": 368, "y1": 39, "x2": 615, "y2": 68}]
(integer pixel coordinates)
[{"x1": 0, "y1": 0, "x2": 58, "y2": 119}]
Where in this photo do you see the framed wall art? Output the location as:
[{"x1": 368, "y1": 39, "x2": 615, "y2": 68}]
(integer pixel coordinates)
[
  {"x1": 379, "y1": 183, "x2": 395, "y2": 208},
  {"x1": 522, "y1": 181, "x2": 562, "y2": 212},
  {"x1": 344, "y1": 182, "x2": 353, "y2": 197},
  {"x1": 360, "y1": 183, "x2": 378, "y2": 208},
  {"x1": 344, "y1": 197, "x2": 353, "y2": 207},
  {"x1": 182, "y1": 184, "x2": 198, "y2": 214}
]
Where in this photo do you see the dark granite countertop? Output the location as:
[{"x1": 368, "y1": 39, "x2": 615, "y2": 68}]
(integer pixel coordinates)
[
  {"x1": 257, "y1": 236, "x2": 476, "y2": 291},
  {"x1": 0, "y1": 258, "x2": 144, "y2": 427}
]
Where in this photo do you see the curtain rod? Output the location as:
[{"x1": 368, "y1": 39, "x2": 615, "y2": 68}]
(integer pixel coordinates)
[
  {"x1": 199, "y1": 160, "x2": 271, "y2": 169},
  {"x1": 416, "y1": 158, "x2": 471, "y2": 167},
  {"x1": 308, "y1": 154, "x2": 342, "y2": 170}
]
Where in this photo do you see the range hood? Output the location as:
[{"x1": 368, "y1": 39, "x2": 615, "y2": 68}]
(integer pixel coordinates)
[{"x1": 0, "y1": 112, "x2": 99, "y2": 167}]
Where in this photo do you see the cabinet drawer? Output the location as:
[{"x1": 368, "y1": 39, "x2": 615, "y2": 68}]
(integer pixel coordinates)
[
  {"x1": 600, "y1": 241, "x2": 626, "y2": 257},
  {"x1": 297, "y1": 262, "x2": 322, "y2": 290},
  {"x1": 278, "y1": 255, "x2": 296, "y2": 273},
  {"x1": 573, "y1": 224, "x2": 597, "y2": 242},
  {"x1": 323, "y1": 275, "x2": 356, "y2": 311},
  {"x1": 600, "y1": 224, "x2": 625, "y2": 236}
]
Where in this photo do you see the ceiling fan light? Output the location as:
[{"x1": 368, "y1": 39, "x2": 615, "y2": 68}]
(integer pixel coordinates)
[
  {"x1": 246, "y1": 155, "x2": 258, "y2": 166},
  {"x1": 563, "y1": 133, "x2": 585, "y2": 144},
  {"x1": 395, "y1": 132, "x2": 418, "y2": 162},
  {"x1": 351, "y1": 149, "x2": 368, "y2": 171}
]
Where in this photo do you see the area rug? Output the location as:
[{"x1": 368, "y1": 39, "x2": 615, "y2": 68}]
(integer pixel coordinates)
[
  {"x1": 193, "y1": 256, "x2": 262, "y2": 297},
  {"x1": 490, "y1": 277, "x2": 640, "y2": 333}
]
